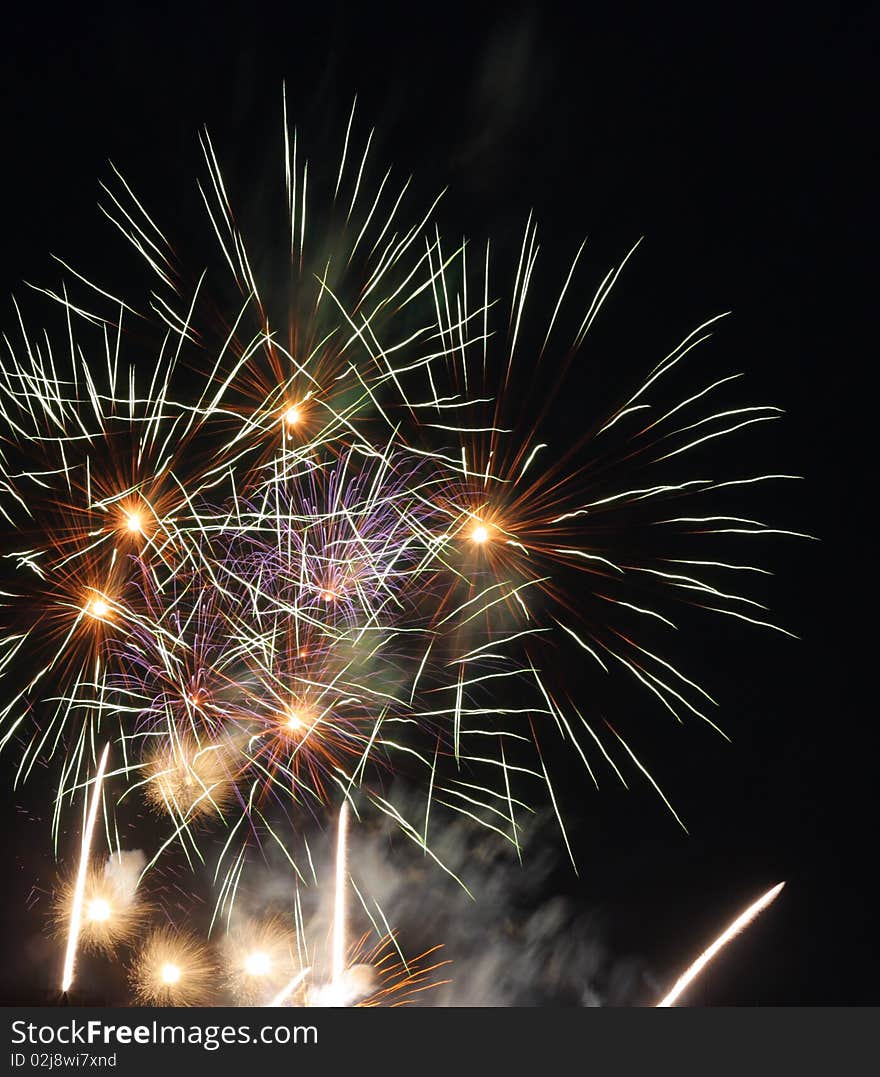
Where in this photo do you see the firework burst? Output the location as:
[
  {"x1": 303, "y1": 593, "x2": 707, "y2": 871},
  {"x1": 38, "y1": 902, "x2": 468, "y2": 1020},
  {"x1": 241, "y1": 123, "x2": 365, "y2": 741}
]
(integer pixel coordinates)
[
  {"x1": 0, "y1": 95, "x2": 803, "y2": 1001},
  {"x1": 54, "y1": 853, "x2": 150, "y2": 956},
  {"x1": 130, "y1": 926, "x2": 218, "y2": 1006}
]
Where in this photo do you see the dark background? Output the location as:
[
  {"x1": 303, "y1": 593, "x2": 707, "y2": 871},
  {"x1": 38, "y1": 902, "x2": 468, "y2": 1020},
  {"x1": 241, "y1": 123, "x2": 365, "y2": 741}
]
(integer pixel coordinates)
[{"x1": 0, "y1": 2, "x2": 874, "y2": 1004}]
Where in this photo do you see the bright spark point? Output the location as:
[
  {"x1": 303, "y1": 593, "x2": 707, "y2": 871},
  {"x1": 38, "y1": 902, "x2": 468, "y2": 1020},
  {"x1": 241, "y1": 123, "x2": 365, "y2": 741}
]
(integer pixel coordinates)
[
  {"x1": 284, "y1": 405, "x2": 301, "y2": 427},
  {"x1": 244, "y1": 952, "x2": 272, "y2": 977},
  {"x1": 160, "y1": 963, "x2": 181, "y2": 985},
  {"x1": 124, "y1": 512, "x2": 143, "y2": 534},
  {"x1": 471, "y1": 524, "x2": 489, "y2": 544},
  {"x1": 86, "y1": 898, "x2": 111, "y2": 923},
  {"x1": 284, "y1": 709, "x2": 305, "y2": 732},
  {"x1": 86, "y1": 597, "x2": 111, "y2": 619}
]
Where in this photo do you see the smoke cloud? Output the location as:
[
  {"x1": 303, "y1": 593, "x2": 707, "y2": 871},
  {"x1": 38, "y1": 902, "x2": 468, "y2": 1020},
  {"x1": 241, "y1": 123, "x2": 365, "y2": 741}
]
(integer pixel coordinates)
[
  {"x1": 103, "y1": 848, "x2": 147, "y2": 905},
  {"x1": 238, "y1": 799, "x2": 654, "y2": 1006}
]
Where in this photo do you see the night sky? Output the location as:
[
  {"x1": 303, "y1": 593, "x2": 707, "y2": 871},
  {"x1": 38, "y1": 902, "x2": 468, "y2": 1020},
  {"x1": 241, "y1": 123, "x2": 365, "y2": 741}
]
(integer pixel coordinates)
[{"x1": 0, "y1": 2, "x2": 874, "y2": 1005}]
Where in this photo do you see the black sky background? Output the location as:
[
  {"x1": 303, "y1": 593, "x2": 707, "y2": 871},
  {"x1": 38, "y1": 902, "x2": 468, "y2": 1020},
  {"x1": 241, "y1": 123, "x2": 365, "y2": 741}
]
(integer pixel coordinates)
[{"x1": 0, "y1": 2, "x2": 874, "y2": 1004}]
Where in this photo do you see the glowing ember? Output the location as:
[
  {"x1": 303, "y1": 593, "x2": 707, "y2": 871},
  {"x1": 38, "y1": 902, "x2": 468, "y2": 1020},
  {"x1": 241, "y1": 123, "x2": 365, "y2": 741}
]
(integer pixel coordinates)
[
  {"x1": 86, "y1": 898, "x2": 111, "y2": 923},
  {"x1": 284, "y1": 708, "x2": 306, "y2": 733},
  {"x1": 86, "y1": 597, "x2": 111, "y2": 619},
  {"x1": 244, "y1": 951, "x2": 272, "y2": 977}
]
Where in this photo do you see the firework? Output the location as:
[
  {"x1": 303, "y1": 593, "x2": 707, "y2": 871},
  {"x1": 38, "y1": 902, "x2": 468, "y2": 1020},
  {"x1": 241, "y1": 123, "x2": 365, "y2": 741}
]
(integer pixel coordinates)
[
  {"x1": 1, "y1": 150, "x2": 802, "y2": 872},
  {"x1": 0, "y1": 95, "x2": 803, "y2": 1008},
  {"x1": 656, "y1": 882, "x2": 785, "y2": 1006},
  {"x1": 293, "y1": 802, "x2": 450, "y2": 1006},
  {"x1": 303, "y1": 934, "x2": 449, "y2": 1008},
  {"x1": 141, "y1": 734, "x2": 235, "y2": 822},
  {"x1": 130, "y1": 926, "x2": 217, "y2": 1006},
  {"x1": 54, "y1": 851, "x2": 150, "y2": 955},
  {"x1": 223, "y1": 916, "x2": 300, "y2": 1006},
  {"x1": 347, "y1": 938, "x2": 450, "y2": 1008}
]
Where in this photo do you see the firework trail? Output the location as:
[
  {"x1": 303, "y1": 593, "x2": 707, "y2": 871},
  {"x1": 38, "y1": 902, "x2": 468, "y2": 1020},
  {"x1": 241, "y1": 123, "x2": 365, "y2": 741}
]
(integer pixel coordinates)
[
  {"x1": 60, "y1": 742, "x2": 110, "y2": 993},
  {"x1": 268, "y1": 966, "x2": 311, "y2": 1007},
  {"x1": 656, "y1": 882, "x2": 785, "y2": 1006},
  {"x1": 332, "y1": 800, "x2": 349, "y2": 986}
]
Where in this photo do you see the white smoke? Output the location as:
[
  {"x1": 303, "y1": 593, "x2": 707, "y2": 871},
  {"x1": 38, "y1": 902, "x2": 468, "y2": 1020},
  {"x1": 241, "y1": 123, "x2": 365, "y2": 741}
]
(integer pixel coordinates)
[
  {"x1": 102, "y1": 848, "x2": 146, "y2": 906},
  {"x1": 238, "y1": 801, "x2": 653, "y2": 1006},
  {"x1": 344, "y1": 810, "x2": 651, "y2": 1005}
]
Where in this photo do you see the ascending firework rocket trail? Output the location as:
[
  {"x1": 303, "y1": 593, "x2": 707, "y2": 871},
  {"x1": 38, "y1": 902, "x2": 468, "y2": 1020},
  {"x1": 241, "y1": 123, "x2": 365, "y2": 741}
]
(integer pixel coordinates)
[{"x1": 657, "y1": 883, "x2": 786, "y2": 1006}]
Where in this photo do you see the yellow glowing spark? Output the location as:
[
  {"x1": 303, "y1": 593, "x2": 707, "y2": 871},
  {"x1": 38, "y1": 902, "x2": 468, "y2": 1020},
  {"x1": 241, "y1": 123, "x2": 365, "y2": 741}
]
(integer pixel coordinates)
[
  {"x1": 284, "y1": 708, "x2": 305, "y2": 733},
  {"x1": 85, "y1": 596, "x2": 111, "y2": 620},
  {"x1": 160, "y1": 963, "x2": 181, "y2": 985},
  {"x1": 224, "y1": 918, "x2": 297, "y2": 1004},
  {"x1": 284, "y1": 404, "x2": 302, "y2": 427},
  {"x1": 86, "y1": 898, "x2": 111, "y2": 923},
  {"x1": 471, "y1": 523, "x2": 489, "y2": 545},
  {"x1": 656, "y1": 882, "x2": 785, "y2": 1007},
  {"x1": 124, "y1": 511, "x2": 143, "y2": 534},
  {"x1": 244, "y1": 951, "x2": 272, "y2": 977},
  {"x1": 54, "y1": 857, "x2": 150, "y2": 956},
  {"x1": 143, "y1": 737, "x2": 233, "y2": 820},
  {"x1": 61, "y1": 742, "x2": 111, "y2": 993}
]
